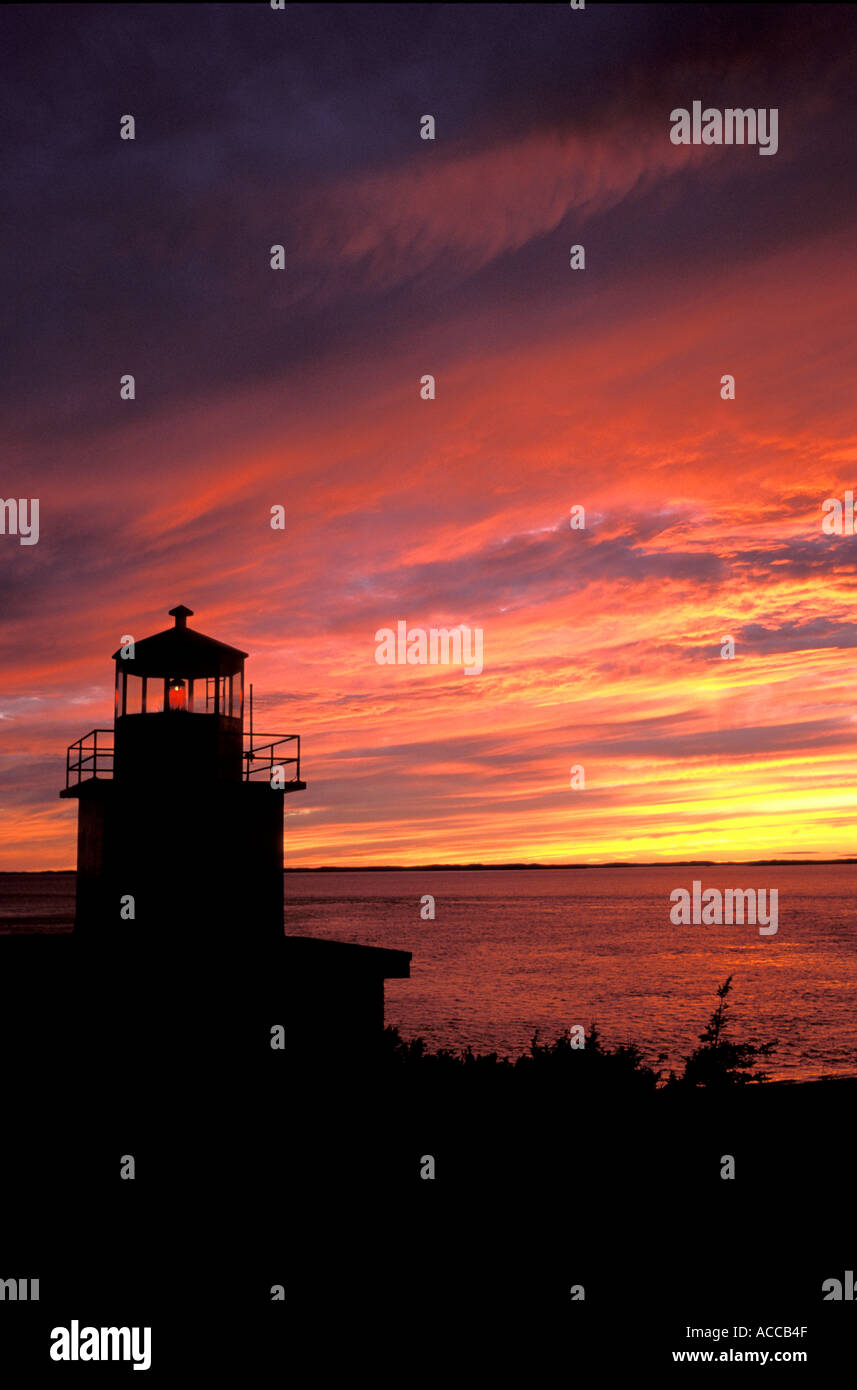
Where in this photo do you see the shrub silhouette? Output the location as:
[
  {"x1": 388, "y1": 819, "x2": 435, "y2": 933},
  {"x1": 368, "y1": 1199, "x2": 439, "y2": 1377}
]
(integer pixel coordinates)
[
  {"x1": 381, "y1": 976, "x2": 777, "y2": 1093},
  {"x1": 678, "y1": 975, "x2": 777, "y2": 1087},
  {"x1": 381, "y1": 1019, "x2": 661, "y2": 1095},
  {"x1": 517, "y1": 1022, "x2": 660, "y2": 1095}
]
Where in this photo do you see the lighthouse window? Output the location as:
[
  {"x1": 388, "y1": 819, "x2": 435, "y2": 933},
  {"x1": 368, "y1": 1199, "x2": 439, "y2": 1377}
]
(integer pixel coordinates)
[
  {"x1": 204, "y1": 675, "x2": 229, "y2": 713},
  {"x1": 146, "y1": 681, "x2": 164, "y2": 714},
  {"x1": 123, "y1": 672, "x2": 144, "y2": 715}
]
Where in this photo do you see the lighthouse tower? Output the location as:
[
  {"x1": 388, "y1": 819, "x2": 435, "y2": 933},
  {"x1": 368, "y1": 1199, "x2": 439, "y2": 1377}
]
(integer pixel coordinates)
[{"x1": 60, "y1": 605, "x2": 306, "y2": 943}]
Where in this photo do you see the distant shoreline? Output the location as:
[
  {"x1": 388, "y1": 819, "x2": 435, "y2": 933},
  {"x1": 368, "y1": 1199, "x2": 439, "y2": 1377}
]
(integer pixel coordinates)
[
  {"x1": 6, "y1": 859, "x2": 857, "y2": 875},
  {"x1": 286, "y1": 856, "x2": 855, "y2": 867},
  {"x1": 285, "y1": 858, "x2": 857, "y2": 871}
]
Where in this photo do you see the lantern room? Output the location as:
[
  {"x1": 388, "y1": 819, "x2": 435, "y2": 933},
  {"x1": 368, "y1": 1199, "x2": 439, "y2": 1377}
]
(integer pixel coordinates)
[
  {"x1": 114, "y1": 605, "x2": 245, "y2": 722},
  {"x1": 111, "y1": 604, "x2": 247, "y2": 786}
]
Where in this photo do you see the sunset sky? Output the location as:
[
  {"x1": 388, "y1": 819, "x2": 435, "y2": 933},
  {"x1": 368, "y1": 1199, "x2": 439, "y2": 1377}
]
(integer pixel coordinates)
[{"x1": 2, "y1": 3, "x2": 857, "y2": 869}]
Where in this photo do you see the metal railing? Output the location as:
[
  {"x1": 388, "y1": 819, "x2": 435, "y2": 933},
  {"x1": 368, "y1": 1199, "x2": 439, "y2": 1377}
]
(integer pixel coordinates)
[
  {"x1": 243, "y1": 732, "x2": 301, "y2": 784},
  {"x1": 64, "y1": 727, "x2": 301, "y2": 788},
  {"x1": 65, "y1": 729, "x2": 114, "y2": 788}
]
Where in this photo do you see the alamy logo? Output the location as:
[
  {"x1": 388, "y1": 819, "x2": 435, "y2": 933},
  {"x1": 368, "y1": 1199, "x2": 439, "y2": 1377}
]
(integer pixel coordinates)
[
  {"x1": 821, "y1": 492, "x2": 857, "y2": 534},
  {"x1": 0, "y1": 1276, "x2": 39, "y2": 1299},
  {"x1": 822, "y1": 1270, "x2": 856, "y2": 1300},
  {"x1": 669, "y1": 881, "x2": 778, "y2": 936},
  {"x1": 0, "y1": 497, "x2": 39, "y2": 545},
  {"x1": 49, "y1": 1321, "x2": 151, "y2": 1371},
  {"x1": 670, "y1": 103, "x2": 778, "y2": 156},
  {"x1": 375, "y1": 621, "x2": 483, "y2": 675}
]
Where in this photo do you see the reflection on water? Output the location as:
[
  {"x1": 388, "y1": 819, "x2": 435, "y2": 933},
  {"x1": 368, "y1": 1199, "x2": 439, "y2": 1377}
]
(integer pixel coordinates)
[{"x1": 2, "y1": 865, "x2": 855, "y2": 1079}]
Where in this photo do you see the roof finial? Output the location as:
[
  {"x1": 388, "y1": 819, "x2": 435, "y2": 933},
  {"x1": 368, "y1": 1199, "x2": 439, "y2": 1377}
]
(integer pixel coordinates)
[{"x1": 169, "y1": 604, "x2": 194, "y2": 630}]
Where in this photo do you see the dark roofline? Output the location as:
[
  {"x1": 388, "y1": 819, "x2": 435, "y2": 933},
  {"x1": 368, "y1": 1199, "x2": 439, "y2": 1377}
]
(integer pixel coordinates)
[
  {"x1": 283, "y1": 935, "x2": 411, "y2": 979},
  {"x1": 110, "y1": 607, "x2": 249, "y2": 675},
  {"x1": 110, "y1": 625, "x2": 249, "y2": 662}
]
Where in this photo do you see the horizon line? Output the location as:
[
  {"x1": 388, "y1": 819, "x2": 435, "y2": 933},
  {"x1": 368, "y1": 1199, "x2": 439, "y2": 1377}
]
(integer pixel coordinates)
[{"x1": 7, "y1": 857, "x2": 857, "y2": 875}]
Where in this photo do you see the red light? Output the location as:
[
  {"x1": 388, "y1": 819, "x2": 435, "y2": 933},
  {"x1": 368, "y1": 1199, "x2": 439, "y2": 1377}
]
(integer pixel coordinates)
[{"x1": 169, "y1": 679, "x2": 187, "y2": 711}]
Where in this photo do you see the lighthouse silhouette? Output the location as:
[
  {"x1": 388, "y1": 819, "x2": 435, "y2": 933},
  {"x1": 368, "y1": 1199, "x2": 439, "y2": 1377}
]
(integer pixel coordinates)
[
  {"x1": 58, "y1": 605, "x2": 409, "y2": 1058},
  {"x1": 61, "y1": 604, "x2": 305, "y2": 940}
]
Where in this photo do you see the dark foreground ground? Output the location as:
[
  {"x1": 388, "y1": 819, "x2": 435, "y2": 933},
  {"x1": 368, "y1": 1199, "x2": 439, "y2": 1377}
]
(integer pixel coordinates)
[{"x1": 1, "y1": 935, "x2": 853, "y2": 1378}]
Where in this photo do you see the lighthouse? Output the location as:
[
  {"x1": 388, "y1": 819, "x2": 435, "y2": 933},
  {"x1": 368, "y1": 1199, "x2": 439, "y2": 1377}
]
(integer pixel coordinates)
[{"x1": 60, "y1": 605, "x2": 305, "y2": 943}]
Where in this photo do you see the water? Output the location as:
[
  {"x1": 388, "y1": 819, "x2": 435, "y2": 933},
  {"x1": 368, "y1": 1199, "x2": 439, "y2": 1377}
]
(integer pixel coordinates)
[{"x1": 2, "y1": 865, "x2": 855, "y2": 1080}]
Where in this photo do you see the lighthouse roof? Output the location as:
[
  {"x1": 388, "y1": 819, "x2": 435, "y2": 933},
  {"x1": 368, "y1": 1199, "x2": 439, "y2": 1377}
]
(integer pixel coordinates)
[{"x1": 112, "y1": 606, "x2": 248, "y2": 677}]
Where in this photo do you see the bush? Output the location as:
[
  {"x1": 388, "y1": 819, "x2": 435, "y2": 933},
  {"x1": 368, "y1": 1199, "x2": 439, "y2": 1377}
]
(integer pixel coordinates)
[
  {"x1": 381, "y1": 1019, "x2": 661, "y2": 1095},
  {"x1": 382, "y1": 976, "x2": 777, "y2": 1093},
  {"x1": 677, "y1": 975, "x2": 777, "y2": 1087}
]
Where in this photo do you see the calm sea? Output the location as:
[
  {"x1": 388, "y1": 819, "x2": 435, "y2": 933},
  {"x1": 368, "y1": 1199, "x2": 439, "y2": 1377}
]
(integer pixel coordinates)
[{"x1": 2, "y1": 865, "x2": 855, "y2": 1081}]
